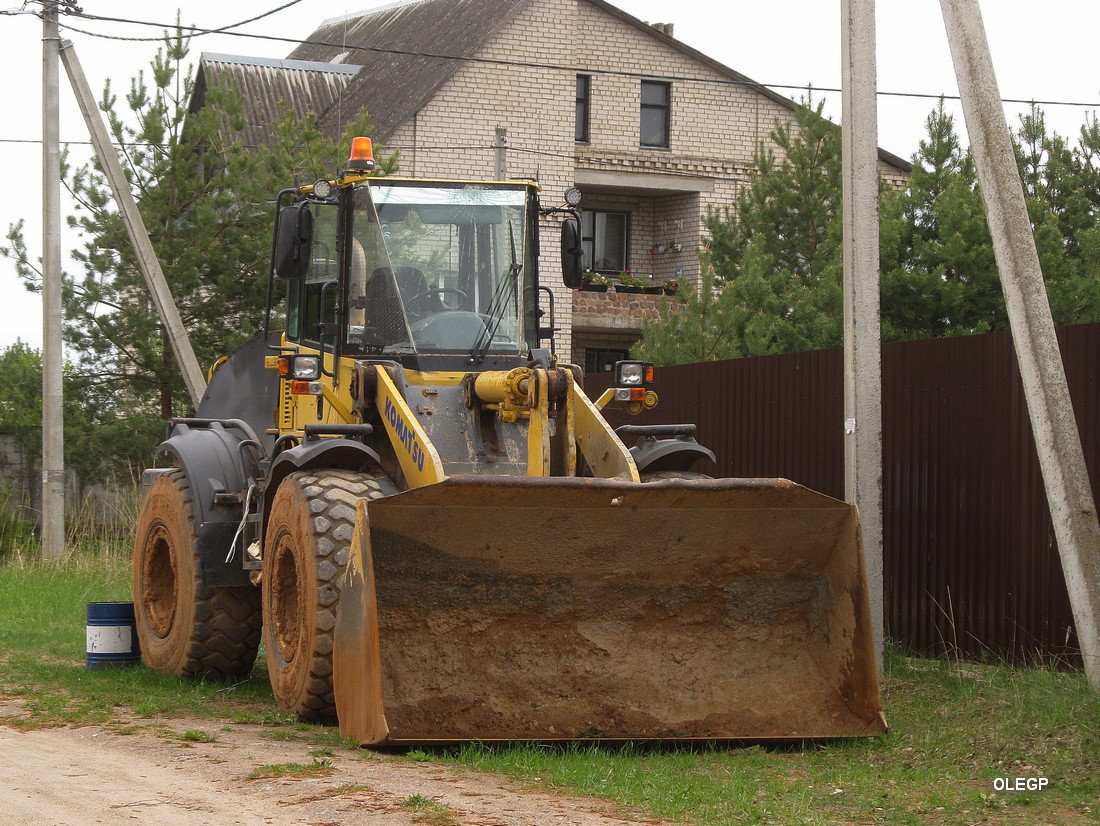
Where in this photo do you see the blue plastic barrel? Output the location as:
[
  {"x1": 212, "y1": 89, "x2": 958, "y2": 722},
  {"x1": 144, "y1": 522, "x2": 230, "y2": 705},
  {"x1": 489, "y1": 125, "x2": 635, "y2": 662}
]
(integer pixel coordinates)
[{"x1": 86, "y1": 602, "x2": 141, "y2": 669}]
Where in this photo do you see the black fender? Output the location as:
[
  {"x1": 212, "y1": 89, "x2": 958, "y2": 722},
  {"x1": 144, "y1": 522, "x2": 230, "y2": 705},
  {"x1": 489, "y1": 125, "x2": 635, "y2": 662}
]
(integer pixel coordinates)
[
  {"x1": 616, "y1": 424, "x2": 717, "y2": 474},
  {"x1": 154, "y1": 418, "x2": 264, "y2": 588},
  {"x1": 196, "y1": 334, "x2": 280, "y2": 458},
  {"x1": 262, "y1": 435, "x2": 383, "y2": 543}
]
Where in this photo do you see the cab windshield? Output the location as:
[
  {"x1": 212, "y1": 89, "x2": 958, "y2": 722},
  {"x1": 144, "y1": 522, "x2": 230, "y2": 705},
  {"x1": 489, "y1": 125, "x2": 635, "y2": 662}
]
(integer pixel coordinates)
[{"x1": 346, "y1": 181, "x2": 528, "y2": 358}]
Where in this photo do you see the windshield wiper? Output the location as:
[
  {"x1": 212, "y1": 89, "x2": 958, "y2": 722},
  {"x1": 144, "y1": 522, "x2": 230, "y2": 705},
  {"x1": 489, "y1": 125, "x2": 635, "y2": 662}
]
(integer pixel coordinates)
[{"x1": 469, "y1": 223, "x2": 521, "y2": 364}]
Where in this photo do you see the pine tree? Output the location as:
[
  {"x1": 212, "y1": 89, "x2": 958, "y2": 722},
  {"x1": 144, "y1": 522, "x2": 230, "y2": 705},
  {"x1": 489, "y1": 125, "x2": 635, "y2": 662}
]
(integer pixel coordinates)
[{"x1": 880, "y1": 101, "x2": 1002, "y2": 340}]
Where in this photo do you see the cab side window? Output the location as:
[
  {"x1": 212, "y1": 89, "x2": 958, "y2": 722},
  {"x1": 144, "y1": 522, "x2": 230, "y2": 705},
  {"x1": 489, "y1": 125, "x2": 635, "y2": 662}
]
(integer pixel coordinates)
[{"x1": 289, "y1": 203, "x2": 340, "y2": 346}]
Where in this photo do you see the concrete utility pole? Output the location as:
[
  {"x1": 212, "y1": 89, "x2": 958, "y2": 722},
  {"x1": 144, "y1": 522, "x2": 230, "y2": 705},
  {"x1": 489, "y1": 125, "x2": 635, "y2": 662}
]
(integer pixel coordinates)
[
  {"x1": 840, "y1": 0, "x2": 883, "y2": 666},
  {"x1": 940, "y1": 0, "x2": 1100, "y2": 689},
  {"x1": 59, "y1": 40, "x2": 207, "y2": 409},
  {"x1": 41, "y1": 1, "x2": 65, "y2": 560}
]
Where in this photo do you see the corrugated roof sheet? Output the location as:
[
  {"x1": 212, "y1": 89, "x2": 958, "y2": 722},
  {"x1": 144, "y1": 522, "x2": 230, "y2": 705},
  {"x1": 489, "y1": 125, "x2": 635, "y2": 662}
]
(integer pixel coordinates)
[{"x1": 192, "y1": 53, "x2": 361, "y2": 148}]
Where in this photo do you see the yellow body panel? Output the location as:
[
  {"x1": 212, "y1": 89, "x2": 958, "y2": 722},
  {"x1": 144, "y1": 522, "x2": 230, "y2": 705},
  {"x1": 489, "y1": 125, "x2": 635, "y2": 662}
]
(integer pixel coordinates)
[
  {"x1": 373, "y1": 367, "x2": 446, "y2": 487},
  {"x1": 570, "y1": 380, "x2": 640, "y2": 481}
]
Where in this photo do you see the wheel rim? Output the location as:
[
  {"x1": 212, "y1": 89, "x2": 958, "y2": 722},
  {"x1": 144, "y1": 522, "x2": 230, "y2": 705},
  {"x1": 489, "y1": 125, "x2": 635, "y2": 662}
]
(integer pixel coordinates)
[
  {"x1": 142, "y1": 524, "x2": 177, "y2": 639},
  {"x1": 270, "y1": 535, "x2": 302, "y2": 665}
]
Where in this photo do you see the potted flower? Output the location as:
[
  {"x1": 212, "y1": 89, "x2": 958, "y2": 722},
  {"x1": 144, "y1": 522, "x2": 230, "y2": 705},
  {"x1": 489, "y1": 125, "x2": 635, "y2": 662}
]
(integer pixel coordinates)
[
  {"x1": 662, "y1": 279, "x2": 680, "y2": 296},
  {"x1": 614, "y1": 271, "x2": 646, "y2": 293},
  {"x1": 581, "y1": 271, "x2": 609, "y2": 292}
]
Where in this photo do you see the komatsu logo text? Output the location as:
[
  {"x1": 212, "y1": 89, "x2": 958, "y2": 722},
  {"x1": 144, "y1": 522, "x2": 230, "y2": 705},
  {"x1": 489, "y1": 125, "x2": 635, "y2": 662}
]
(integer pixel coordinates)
[{"x1": 384, "y1": 397, "x2": 426, "y2": 472}]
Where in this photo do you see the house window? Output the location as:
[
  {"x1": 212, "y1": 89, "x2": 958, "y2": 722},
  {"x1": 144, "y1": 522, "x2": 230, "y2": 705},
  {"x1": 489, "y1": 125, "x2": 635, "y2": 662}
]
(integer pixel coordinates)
[
  {"x1": 585, "y1": 347, "x2": 630, "y2": 374},
  {"x1": 640, "y1": 80, "x2": 670, "y2": 148},
  {"x1": 580, "y1": 210, "x2": 628, "y2": 273},
  {"x1": 575, "y1": 75, "x2": 591, "y2": 143}
]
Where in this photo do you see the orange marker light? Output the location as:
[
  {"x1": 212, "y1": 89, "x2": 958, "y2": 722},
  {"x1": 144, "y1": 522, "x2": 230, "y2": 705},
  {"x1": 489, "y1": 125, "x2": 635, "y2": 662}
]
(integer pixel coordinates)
[{"x1": 347, "y1": 136, "x2": 376, "y2": 172}]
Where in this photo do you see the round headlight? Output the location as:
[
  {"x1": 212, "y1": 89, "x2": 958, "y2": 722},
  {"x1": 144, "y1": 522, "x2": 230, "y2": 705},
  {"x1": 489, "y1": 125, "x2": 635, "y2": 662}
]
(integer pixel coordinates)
[
  {"x1": 292, "y1": 355, "x2": 322, "y2": 381},
  {"x1": 312, "y1": 179, "x2": 333, "y2": 199},
  {"x1": 564, "y1": 187, "x2": 583, "y2": 207}
]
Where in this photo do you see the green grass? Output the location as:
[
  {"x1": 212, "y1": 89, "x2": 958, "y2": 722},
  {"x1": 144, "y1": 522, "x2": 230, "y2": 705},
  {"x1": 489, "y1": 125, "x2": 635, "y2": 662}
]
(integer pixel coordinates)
[
  {"x1": 245, "y1": 758, "x2": 335, "y2": 780},
  {"x1": 1, "y1": 541, "x2": 1097, "y2": 824},
  {"x1": 0, "y1": 542, "x2": 279, "y2": 729},
  {"x1": 399, "y1": 794, "x2": 459, "y2": 825}
]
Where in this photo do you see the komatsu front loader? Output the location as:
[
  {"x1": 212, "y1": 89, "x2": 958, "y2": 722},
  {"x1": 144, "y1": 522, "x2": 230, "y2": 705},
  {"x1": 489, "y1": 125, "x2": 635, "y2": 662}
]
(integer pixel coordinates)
[{"x1": 133, "y1": 138, "x2": 884, "y2": 744}]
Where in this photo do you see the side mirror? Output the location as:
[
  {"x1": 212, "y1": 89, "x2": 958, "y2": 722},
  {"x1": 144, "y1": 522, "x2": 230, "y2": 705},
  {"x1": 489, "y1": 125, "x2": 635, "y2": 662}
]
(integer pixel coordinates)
[
  {"x1": 274, "y1": 204, "x2": 313, "y2": 279},
  {"x1": 560, "y1": 217, "x2": 584, "y2": 289}
]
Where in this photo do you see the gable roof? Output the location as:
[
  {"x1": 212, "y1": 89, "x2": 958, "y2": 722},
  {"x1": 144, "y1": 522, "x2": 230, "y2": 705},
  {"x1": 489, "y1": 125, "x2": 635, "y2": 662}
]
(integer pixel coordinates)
[
  {"x1": 282, "y1": 0, "x2": 908, "y2": 172},
  {"x1": 286, "y1": 0, "x2": 531, "y2": 142},
  {"x1": 192, "y1": 54, "x2": 360, "y2": 148}
]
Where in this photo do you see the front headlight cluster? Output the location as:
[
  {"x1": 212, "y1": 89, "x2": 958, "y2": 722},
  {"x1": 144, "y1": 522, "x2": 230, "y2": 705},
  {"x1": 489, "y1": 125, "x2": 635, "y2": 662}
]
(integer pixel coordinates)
[{"x1": 612, "y1": 360, "x2": 655, "y2": 403}]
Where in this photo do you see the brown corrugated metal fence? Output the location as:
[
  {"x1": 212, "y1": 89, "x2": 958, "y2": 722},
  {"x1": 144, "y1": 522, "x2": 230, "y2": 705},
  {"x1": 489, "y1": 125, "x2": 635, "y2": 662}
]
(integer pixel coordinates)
[{"x1": 585, "y1": 322, "x2": 1100, "y2": 664}]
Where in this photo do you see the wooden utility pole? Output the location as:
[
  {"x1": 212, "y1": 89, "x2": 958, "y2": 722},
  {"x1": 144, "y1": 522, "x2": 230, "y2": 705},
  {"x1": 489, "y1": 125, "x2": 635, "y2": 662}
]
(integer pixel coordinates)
[
  {"x1": 840, "y1": 0, "x2": 883, "y2": 665},
  {"x1": 940, "y1": 0, "x2": 1100, "y2": 688},
  {"x1": 40, "y1": 1, "x2": 65, "y2": 560},
  {"x1": 59, "y1": 40, "x2": 207, "y2": 408}
]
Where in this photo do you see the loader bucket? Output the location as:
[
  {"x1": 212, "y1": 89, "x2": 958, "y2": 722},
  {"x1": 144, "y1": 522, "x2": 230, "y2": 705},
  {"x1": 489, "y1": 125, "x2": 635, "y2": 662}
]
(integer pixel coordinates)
[{"x1": 333, "y1": 475, "x2": 884, "y2": 744}]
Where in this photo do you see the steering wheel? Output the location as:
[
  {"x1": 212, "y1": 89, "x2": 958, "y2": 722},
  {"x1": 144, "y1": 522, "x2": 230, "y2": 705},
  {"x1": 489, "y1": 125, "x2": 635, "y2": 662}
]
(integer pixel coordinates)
[{"x1": 411, "y1": 287, "x2": 468, "y2": 312}]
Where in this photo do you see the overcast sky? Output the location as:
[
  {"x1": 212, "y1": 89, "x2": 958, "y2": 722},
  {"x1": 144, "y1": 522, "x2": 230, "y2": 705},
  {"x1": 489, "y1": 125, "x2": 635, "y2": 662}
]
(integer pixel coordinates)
[{"x1": 1, "y1": 0, "x2": 1097, "y2": 350}]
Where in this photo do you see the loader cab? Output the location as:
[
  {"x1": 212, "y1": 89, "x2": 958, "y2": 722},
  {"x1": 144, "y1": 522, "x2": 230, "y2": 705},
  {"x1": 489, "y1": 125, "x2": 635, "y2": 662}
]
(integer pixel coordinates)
[{"x1": 278, "y1": 177, "x2": 541, "y2": 371}]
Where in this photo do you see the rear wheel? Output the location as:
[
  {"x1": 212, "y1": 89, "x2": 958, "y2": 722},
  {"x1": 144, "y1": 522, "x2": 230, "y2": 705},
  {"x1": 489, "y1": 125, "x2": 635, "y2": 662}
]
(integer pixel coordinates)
[
  {"x1": 262, "y1": 469, "x2": 385, "y2": 720},
  {"x1": 133, "y1": 470, "x2": 262, "y2": 678}
]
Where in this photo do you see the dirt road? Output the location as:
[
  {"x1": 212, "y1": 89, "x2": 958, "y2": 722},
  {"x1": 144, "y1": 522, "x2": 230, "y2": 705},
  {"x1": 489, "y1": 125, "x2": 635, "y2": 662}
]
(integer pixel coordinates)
[{"x1": 0, "y1": 709, "x2": 670, "y2": 826}]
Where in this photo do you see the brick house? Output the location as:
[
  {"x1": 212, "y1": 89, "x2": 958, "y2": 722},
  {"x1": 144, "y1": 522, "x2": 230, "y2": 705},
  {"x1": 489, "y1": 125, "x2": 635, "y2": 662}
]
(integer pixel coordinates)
[{"x1": 192, "y1": 0, "x2": 908, "y2": 369}]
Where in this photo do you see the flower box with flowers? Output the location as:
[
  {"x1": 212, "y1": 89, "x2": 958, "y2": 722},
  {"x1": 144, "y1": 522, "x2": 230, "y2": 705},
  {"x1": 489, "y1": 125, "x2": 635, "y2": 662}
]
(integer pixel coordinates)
[
  {"x1": 614, "y1": 271, "x2": 647, "y2": 293},
  {"x1": 580, "y1": 272, "x2": 610, "y2": 292}
]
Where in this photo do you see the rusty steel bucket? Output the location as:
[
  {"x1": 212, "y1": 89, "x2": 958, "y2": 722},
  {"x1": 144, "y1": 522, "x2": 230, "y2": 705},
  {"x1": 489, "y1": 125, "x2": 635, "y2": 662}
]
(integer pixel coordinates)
[{"x1": 333, "y1": 475, "x2": 884, "y2": 744}]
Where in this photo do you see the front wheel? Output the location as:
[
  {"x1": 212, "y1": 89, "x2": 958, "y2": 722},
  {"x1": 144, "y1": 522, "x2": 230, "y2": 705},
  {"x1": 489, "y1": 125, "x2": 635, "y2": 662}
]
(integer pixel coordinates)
[
  {"x1": 262, "y1": 469, "x2": 386, "y2": 720},
  {"x1": 133, "y1": 470, "x2": 261, "y2": 678}
]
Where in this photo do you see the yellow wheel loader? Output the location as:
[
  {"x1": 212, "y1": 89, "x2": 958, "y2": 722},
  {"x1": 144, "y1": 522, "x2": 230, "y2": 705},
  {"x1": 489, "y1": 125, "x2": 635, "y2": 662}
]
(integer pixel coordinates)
[{"x1": 133, "y1": 138, "x2": 884, "y2": 744}]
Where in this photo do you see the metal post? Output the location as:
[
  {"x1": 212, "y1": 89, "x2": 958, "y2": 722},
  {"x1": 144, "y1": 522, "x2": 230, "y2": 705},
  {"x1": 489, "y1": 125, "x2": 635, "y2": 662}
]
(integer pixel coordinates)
[
  {"x1": 59, "y1": 40, "x2": 207, "y2": 409},
  {"x1": 494, "y1": 126, "x2": 507, "y2": 181},
  {"x1": 940, "y1": 0, "x2": 1100, "y2": 688},
  {"x1": 841, "y1": 0, "x2": 883, "y2": 666},
  {"x1": 41, "y1": 1, "x2": 65, "y2": 560}
]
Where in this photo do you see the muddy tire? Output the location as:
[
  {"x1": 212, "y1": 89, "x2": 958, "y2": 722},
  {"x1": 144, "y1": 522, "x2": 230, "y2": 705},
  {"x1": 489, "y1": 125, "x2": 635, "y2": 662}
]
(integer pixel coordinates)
[
  {"x1": 133, "y1": 470, "x2": 262, "y2": 679},
  {"x1": 262, "y1": 469, "x2": 385, "y2": 721}
]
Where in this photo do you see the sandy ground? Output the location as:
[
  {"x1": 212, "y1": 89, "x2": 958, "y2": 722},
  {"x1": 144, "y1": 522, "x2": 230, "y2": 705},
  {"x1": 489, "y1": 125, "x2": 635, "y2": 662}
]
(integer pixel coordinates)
[{"x1": 0, "y1": 705, "x2": 674, "y2": 826}]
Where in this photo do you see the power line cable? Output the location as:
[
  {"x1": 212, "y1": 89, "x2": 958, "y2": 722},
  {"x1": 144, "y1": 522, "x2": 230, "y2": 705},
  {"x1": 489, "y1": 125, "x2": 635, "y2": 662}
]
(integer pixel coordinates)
[
  {"x1": 38, "y1": 0, "x2": 305, "y2": 42},
  {"x1": 20, "y1": 5, "x2": 1097, "y2": 112}
]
